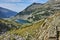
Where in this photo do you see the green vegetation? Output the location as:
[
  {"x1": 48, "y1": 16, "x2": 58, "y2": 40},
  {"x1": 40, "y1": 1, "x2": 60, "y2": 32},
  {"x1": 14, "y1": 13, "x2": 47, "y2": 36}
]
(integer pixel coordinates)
[
  {"x1": 0, "y1": 19, "x2": 22, "y2": 34},
  {"x1": 0, "y1": 11, "x2": 60, "y2": 40}
]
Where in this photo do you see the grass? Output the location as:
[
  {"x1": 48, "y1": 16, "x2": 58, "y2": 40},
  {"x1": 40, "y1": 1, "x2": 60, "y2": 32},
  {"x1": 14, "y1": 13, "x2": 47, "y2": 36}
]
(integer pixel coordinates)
[
  {"x1": 0, "y1": 19, "x2": 22, "y2": 28},
  {"x1": 0, "y1": 11, "x2": 60, "y2": 40},
  {"x1": 8, "y1": 19, "x2": 45, "y2": 38}
]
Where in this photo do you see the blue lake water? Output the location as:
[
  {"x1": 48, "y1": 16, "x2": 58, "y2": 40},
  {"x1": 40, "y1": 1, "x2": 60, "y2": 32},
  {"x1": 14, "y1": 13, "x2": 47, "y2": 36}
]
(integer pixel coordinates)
[{"x1": 15, "y1": 19, "x2": 30, "y2": 24}]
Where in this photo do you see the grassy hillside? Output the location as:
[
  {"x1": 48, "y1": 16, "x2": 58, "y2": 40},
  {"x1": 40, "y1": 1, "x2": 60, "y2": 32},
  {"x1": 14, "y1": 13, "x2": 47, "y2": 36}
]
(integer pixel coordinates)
[
  {"x1": 0, "y1": 11, "x2": 60, "y2": 40},
  {"x1": 0, "y1": 19, "x2": 22, "y2": 34}
]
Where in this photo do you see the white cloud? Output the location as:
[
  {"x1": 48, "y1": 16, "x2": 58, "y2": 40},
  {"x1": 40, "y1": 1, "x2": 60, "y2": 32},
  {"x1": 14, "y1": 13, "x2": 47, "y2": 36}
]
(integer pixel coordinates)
[
  {"x1": 23, "y1": 0, "x2": 40, "y2": 3},
  {"x1": 0, "y1": 3, "x2": 30, "y2": 12},
  {"x1": 0, "y1": 0, "x2": 48, "y2": 3},
  {"x1": 22, "y1": 0, "x2": 48, "y2": 3},
  {"x1": 0, "y1": 0, "x2": 48, "y2": 12},
  {"x1": 0, "y1": 0, "x2": 40, "y2": 3},
  {"x1": 0, "y1": 0, "x2": 22, "y2": 2}
]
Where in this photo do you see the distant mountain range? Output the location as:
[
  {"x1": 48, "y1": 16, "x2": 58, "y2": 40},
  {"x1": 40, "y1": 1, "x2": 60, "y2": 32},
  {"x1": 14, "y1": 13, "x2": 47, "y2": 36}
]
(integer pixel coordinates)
[{"x1": 0, "y1": 7, "x2": 17, "y2": 18}]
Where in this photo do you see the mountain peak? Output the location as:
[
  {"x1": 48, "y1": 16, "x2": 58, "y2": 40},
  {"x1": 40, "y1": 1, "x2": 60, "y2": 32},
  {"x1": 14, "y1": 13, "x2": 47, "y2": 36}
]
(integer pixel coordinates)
[{"x1": 32, "y1": 2, "x2": 42, "y2": 5}]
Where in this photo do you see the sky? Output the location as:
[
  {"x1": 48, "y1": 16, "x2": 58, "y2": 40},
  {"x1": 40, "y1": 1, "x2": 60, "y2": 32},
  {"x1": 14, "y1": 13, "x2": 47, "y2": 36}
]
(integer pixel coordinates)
[{"x1": 0, "y1": 0, "x2": 48, "y2": 12}]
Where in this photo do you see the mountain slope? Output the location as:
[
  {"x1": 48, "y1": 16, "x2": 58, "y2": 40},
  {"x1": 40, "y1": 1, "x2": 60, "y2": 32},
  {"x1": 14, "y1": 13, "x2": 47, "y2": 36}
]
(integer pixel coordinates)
[
  {"x1": 0, "y1": 11, "x2": 60, "y2": 40},
  {"x1": 0, "y1": 7, "x2": 17, "y2": 18},
  {"x1": 12, "y1": 3, "x2": 43, "y2": 20},
  {"x1": 13, "y1": 2, "x2": 60, "y2": 22},
  {"x1": 12, "y1": 3, "x2": 54, "y2": 21},
  {"x1": 17, "y1": 3, "x2": 43, "y2": 15},
  {"x1": 0, "y1": 19, "x2": 22, "y2": 34}
]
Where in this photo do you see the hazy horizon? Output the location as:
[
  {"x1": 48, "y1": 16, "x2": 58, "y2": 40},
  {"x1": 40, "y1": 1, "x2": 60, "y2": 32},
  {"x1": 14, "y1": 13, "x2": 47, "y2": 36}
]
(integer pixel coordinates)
[{"x1": 0, "y1": 0, "x2": 48, "y2": 12}]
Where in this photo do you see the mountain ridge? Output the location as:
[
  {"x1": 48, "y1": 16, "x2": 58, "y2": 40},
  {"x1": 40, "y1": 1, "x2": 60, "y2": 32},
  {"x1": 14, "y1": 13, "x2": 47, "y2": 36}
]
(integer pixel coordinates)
[{"x1": 0, "y1": 7, "x2": 17, "y2": 18}]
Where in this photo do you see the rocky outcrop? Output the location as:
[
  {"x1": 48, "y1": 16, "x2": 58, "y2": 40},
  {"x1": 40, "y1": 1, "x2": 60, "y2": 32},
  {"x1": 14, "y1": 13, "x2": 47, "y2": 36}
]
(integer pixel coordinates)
[{"x1": 48, "y1": 0, "x2": 60, "y2": 4}]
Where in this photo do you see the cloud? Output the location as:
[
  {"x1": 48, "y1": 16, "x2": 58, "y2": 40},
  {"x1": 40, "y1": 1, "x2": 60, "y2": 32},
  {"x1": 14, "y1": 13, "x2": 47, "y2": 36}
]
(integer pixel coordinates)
[
  {"x1": 0, "y1": 3, "x2": 30, "y2": 12},
  {"x1": 21, "y1": 0, "x2": 48, "y2": 3},
  {"x1": 0, "y1": 0, "x2": 48, "y2": 3},
  {"x1": 32, "y1": 0, "x2": 48, "y2": 3},
  {"x1": 0, "y1": 0, "x2": 22, "y2": 2},
  {"x1": 0, "y1": 0, "x2": 35, "y2": 3},
  {"x1": 0, "y1": 0, "x2": 48, "y2": 12},
  {"x1": 0, "y1": 0, "x2": 37, "y2": 4}
]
